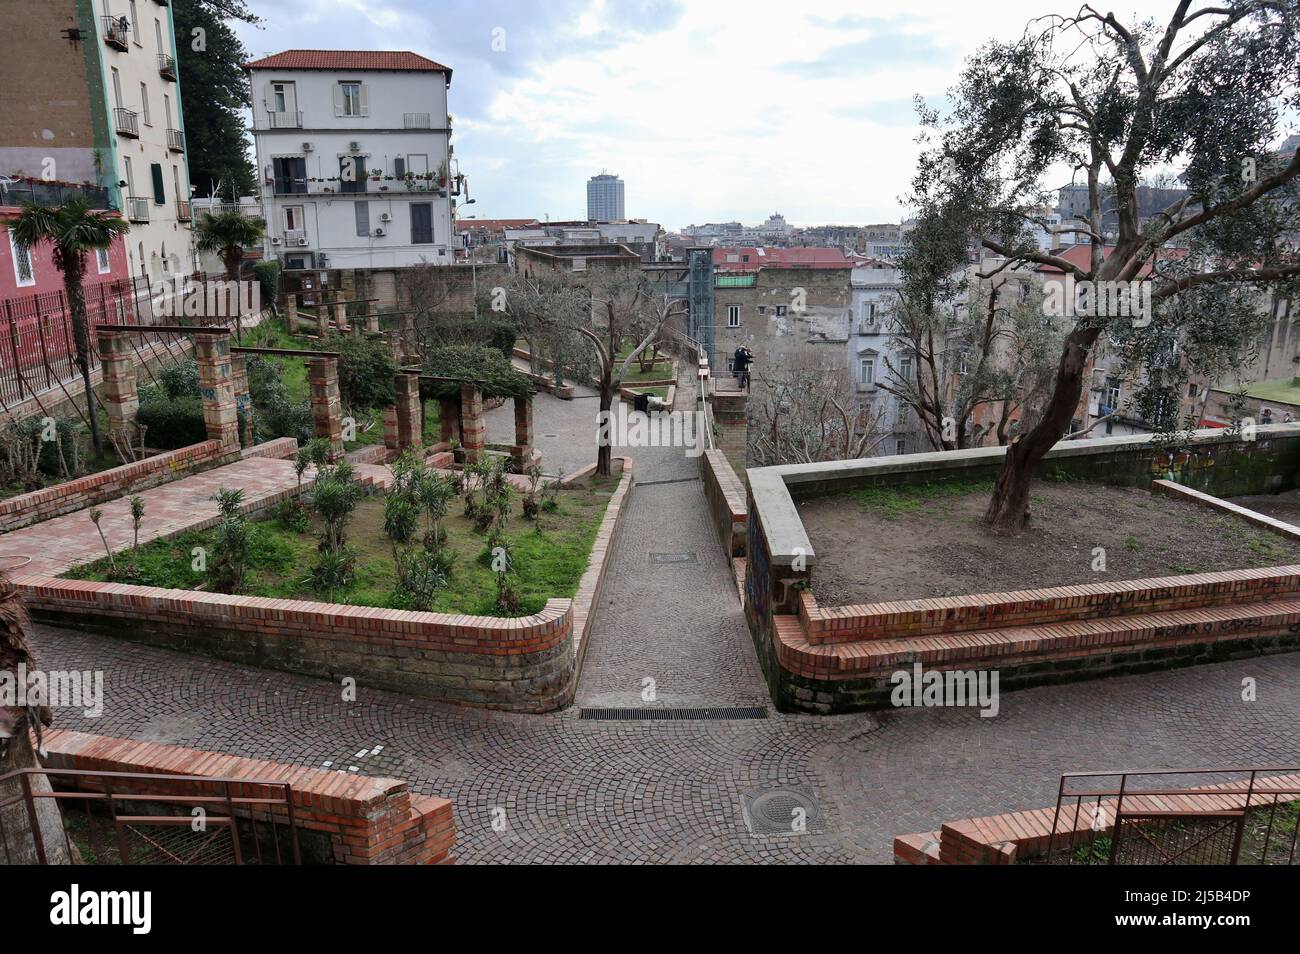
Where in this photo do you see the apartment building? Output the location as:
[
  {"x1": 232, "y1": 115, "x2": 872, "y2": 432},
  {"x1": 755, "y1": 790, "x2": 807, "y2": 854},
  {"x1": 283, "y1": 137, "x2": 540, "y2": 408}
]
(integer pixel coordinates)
[
  {"x1": 245, "y1": 50, "x2": 457, "y2": 270},
  {"x1": 0, "y1": 0, "x2": 195, "y2": 282},
  {"x1": 849, "y1": 257, "x2": 920, "y2": 453},
  {"x1": 586, "y1": 173, "x2": 625, "y2": 221}
]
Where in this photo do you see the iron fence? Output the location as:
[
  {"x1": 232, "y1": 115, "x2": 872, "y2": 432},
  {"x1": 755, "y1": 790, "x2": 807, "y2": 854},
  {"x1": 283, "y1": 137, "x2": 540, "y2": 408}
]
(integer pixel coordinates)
[
  {"x1": 1045, "y1": 767, "x2": 1300, "y2": 865},
  {"x1": 0, "y1": 766, "x2": 301, "y2": 865}
]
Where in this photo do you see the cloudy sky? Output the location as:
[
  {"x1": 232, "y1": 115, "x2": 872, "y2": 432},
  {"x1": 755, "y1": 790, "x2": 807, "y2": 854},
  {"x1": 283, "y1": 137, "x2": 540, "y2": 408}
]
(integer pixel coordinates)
[{"x1": 236, "y1": 0, "x2": 1193, "y2": 230}]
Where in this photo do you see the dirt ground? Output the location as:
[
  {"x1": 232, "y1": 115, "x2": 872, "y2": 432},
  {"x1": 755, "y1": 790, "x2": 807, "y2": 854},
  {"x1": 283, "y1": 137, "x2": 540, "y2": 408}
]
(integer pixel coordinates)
[
  {"x1": 800, "y1": 479, "x2": 1300, "y2": 606},
  {"x1": 1226, "y1": 489, "x2": 1300, "y2": 524}
]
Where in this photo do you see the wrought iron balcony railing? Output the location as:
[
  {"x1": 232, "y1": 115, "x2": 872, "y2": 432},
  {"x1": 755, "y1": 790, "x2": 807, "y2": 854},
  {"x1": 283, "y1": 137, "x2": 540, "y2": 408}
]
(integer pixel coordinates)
[
  {"x1": 166, "y1": 128, "x2": 185, "y2": 153},
  {"x1": 158, "y1": 53, "x2": 176, "y2": 79},
  {"x1": 126, "y1": 196, "x2": 150, "y2": 222},
  {"x1": 113, "y1": 107, "x2": 139, "y2": 138},
  {"x1": 102, "y1": 15, "x2": 130, "y2": 50}
]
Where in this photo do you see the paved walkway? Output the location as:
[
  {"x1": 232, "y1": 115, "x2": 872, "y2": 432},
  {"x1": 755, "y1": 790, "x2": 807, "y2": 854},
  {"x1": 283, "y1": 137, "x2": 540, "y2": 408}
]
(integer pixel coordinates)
[
  {"x1": 31, "y1": 625, "x2": 1300, "y2": 863},
  {"x1": 0, "y1": 457, "x2": 305, "y2": 575}
]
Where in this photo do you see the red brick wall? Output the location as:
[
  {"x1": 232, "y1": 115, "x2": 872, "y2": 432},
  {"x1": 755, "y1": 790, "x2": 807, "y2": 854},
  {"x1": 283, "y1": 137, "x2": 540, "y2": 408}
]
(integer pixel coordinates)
[
  {"x1": 16, "y1": 575, "x2": 577, "y2": 712},
  {"x1": 43, "y1": 729, "x2": 455, "y2": 865},
  {"x1": 0, "y1": 440, "x2": 237, "y2": 532}
]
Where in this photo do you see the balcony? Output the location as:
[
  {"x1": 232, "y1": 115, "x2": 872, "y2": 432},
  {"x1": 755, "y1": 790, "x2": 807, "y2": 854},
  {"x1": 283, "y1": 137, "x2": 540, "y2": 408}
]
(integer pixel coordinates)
[
  {"x1": 262, "y1": 110, "x2": 303, "y2": 130},
  {"x1": 126, "y1": 197, "x2": 150, "y2": 223},
  {"x1": 176, "y1": 200, "x2": 192, "y2": 222},
  {"x1": 166, "y1": 128, "x2": 185, "y2": 153},
  {"x1": 404, "y1": 112, "x2": 433, "y2": 129},
  {"x1": 158, "y1": 53, "x2": 176, "y2": 80},
  {"x1": 113, "y1": 107, "x2": 139, "y2": 138},
  {"x1": 102, "y1": 15, "x2": 130, "y2": 51},
  {"x1": 283, "y1": 230, "x2": 309, "y2": 247},
  {"x1": 0, "y1": 177, "x2": 110, "y2": 210}
]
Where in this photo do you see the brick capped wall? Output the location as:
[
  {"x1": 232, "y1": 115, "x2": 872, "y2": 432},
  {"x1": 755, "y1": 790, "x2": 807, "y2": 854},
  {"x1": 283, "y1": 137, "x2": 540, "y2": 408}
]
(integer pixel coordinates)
[
  {"x1": 43, "y1": 729, "x2": 455, "y2": 865},
  {"x1": 702, "y1": 449, "x2": 747, "y2": 558},
  {"x1": 0, "y1": 440, "x2": 238, "y2": 533}
]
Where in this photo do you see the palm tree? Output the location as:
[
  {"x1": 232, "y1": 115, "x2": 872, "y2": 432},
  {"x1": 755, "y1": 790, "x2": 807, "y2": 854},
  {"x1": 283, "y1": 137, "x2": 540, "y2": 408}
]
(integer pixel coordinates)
[
  {"x1": 192, "y1": 209, "x2": 266, "y2": 341},
  {"x1": 11, "y1": 198, "x2": 130, "y2": 454}
]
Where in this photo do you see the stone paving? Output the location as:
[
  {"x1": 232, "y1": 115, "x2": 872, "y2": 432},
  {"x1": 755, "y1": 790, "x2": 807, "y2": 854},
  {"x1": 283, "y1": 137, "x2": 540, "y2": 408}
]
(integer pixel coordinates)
[{"x1": 0, "y1": 457, "x2": 307, "y2": 576}]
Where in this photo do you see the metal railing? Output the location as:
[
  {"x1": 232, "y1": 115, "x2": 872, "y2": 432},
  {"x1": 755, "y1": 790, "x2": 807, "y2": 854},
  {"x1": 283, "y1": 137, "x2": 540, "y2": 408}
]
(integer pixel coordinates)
[
  {"x1": 0, "y1": 766, "x2": 301, "y2": 865},
  {"x1": 262, "y1": 109, "x2": 303, "y2": 130},
  {"x1": 166, "y1": 128, "x2": 185, "y2": 153},
  {"x1": 176, "y1": 199, "x2": 192, "y2": 222},
  {"x1": 157, "y1": 52, "x2": 176, "y2": 79},
  {"x1": 1046, "y1": 767, "x2": 1300, "y2": 865},
  {"x1": 101, "y1": 15, "x2": 130, "y2": 50},
  {"x1": 113, "y1": 107, "x2": 139, "y2": 138},
  {"x1": 404, "y1": 112, "x2": 433, "y2": 128},
  {"x1": 125, "y1": 195, "x2": 150, "y2": 222},
  {"x1": 0, "y1": 178, "x2": 111, "y2": 210},
  {"x1": 283, "y1": 229, "x2": 308, "y2": 247}
]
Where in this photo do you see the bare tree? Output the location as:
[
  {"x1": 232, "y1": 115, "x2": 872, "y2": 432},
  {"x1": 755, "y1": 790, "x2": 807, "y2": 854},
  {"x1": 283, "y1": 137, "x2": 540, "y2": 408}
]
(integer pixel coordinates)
[{"x1": 749, "y1": 365, "x2": 890, "y2": 465}]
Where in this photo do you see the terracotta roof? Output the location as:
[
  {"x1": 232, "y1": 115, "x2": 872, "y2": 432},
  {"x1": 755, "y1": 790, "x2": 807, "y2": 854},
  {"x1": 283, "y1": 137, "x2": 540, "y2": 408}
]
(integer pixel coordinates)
[
  {"x1": 712, "y1": 246, "x2": 852, "y2": 272},
  {"x1": 456, "y1": 218, "x2": 539, "y2": 233},
  {"x1": 244, "y1": 50, "x2": 451, "y2": 80},
  {"x1": 1034, "y1": 243, "x2": 1188, "y2": 276}
]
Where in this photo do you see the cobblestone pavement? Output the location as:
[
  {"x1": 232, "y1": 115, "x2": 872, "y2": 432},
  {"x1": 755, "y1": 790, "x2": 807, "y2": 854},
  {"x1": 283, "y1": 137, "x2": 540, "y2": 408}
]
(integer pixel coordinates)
[
  {"x1": 484, "y1": 366, "x2": 600, "y2": 479},
  {"x1": 32, "y1": 625, "x2": 1300, "y2": 863},
  {"x1": 0, "y1": 457, "x2": 305, "y2": 575}
]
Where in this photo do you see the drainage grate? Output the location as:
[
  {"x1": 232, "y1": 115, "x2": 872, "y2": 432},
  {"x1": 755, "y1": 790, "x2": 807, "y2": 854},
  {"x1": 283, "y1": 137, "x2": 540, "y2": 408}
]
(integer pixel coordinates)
[
  {"x1": 742, "y1": 785, "x2": 822, "y2": 836},
  {"x1": 579, "y1": 706, "x2": 768, "y2": 721},
  {"x1": 649, "y1": 551, "x2": 698, "y2": 565},
  {"x1": 637, "y1": 477, "x2": 701, "y2": 487}
]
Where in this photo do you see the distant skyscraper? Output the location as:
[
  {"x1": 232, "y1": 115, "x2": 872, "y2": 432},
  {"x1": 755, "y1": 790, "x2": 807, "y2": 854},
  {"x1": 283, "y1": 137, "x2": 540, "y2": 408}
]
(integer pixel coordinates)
[{"x1": 587, "y1": 172, "x2": 625, "y2": 221}]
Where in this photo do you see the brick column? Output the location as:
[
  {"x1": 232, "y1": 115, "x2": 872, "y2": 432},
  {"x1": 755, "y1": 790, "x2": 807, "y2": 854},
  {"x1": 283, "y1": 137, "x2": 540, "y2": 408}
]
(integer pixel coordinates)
[
  {"x1": 438, "y1": 396, "x2": 462, "y2": 446},
  {"x1": 366, "y1": 313, "x2": 380, "y2": 333},
  {"x1": 459, "y1": 384, "x2": 484, "y2": 463},
  {"x1": 285, "y1": 293, "x2": 301, "y2": 333},
  {"x1": 230, "y1": 352, "x2": 253, "y2": 447},
  {"x1": 334, "y1": 300, "x2": 348, "y2": 331},
  {"x1": 316, "y1": 304, "x2": 330, "y2": 338},
  {"x1": 307, "y1": 357, "x2": 345, "y2": 461},
  {"x1": 383, "y1": 406, "x2": 400, "y2": 450},
  {"x1": 194, "y1": 333, "x2": 239, "y2": 448},
  {"x1": 96, "y1": 329, "x2": 138, "y2": 435},
  {"x1": 395, "y1": 372, "x2": 422, "y2": 450},
  {"x1": 512, "y1": 396, "x2": 534, "y2": 470}
]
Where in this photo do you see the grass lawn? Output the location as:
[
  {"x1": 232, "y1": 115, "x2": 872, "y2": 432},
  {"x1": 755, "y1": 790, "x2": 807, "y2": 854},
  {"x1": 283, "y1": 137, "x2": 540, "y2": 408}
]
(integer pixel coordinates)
[
  {"x1": 1243, "y1": 378, "x2": 1300, "y2": 407},
  {"x1": 64, "y1": 477, "x2": 619, "y2": 616},
  {"x1": 628, "y1": 385, "x2": 669, "y2": 399}
]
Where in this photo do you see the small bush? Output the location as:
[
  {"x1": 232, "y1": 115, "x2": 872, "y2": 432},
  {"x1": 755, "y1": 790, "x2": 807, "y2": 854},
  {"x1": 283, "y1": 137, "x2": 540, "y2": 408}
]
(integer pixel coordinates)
[{"x1": 136, "y1": 394, "x2": 207, "y2": 449}]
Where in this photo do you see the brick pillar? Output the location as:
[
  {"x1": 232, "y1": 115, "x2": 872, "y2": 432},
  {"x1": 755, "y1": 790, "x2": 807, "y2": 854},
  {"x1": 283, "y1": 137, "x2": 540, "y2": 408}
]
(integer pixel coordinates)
[
  {"x1": 286, "y1": 293, "x2": 301, "y2": 333},
  {"x1": 382, "y1": 405, "x2": 400, "y2": 450},
  {"x1": 394, "y1": 372, "x2": 422, "y2": 449},
  {"x1": 459, "y1": 383, "x2": 484, "y2": 463},
  {"x1": 712, "y1": 388, "x2": 748, "y2": 469},
  {"x1": 307, "y1": 357, "x2": 345, "y2": 461},
  {"x1": 96, "y1": 329, "x2": 138, "y2": 435},
  {"x1": 316, "y1": 303, "x2": 330, "y2": 338},
  {"x1": 194, "y1": 333, "x2": 240, "y2": 447},
  {"x1": 366, "y1": 313, "x2": 380, "y2": 333},
  {"x1": 230, "y1": 352, "x2": 253, "y2": 447},
  {"x1": 512, "y1": 395, "x2": 533, "y2": 470},
  {"x1": 438, "y1": 396, "x2": 461, "y2": 446},
  {"x1": 334, "y1": 300, "x2": 348, "y2": 331}
]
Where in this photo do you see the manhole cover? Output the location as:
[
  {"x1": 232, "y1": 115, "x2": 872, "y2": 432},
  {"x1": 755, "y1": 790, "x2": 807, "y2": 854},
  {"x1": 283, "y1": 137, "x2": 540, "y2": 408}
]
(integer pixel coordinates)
[
  {"x1": 742, "y1": 785, "x2": 821, "y2": 837},
  {"x1": 649, "y1": 551, "x2": 697, "y2": 565}
]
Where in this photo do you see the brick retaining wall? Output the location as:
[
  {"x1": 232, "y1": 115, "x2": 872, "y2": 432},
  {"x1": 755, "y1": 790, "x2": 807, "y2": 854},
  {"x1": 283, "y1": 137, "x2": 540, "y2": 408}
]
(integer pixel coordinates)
[
  {"x1": 43, "y1": 729, "x2": 455, "y2": 864},
  {"x1": 701, "y1": 449, "x2": 746, "y2": 559},
  {"x1": 0, "y1": 440, "x2": 239, "y2": 532}
]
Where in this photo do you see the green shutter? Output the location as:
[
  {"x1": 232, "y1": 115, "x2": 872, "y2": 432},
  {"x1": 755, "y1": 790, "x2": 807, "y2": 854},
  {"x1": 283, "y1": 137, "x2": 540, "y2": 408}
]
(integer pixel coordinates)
[{"x1": 151, "y1": 163, "x2": 165, "y2": 204}]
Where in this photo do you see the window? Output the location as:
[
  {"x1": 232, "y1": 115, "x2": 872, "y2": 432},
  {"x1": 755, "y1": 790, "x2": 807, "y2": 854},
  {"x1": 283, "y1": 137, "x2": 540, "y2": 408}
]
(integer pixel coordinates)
[
  {"x1": 140, "y1": 83, "x2": 150, "y2": 125},
  {"x1": 899, "y1": 356, "x2": 913, "y2": 382},
  {"x1": 355, "y1": 202, "x2": 370, "y2": 237},
  {"x1": 163, "y1": 94, "x2": 171, "y2": 128},
  {"x1": 411, "y1": 203, "x2": 434, "y2": 244},
  {"x1": 727, "y1": 304, "x2": 740, "y2": 327},
  {"x1": 336, "y1": 81, "x2": 366, "y2": 117},
  {"x1": 1106, "y1": 384, "x2": 1121, "y2": 410},
  {"x1": 123, "y1": 156, "x2": 135, "y2": 194},
  {"x1": 895, "y1": 439, "x2": 907, "y2": 456},
  {"x1": 111, "y1": 68, "x2": 123, "y2": 108},
  {"x1": 283, "y1": 206, "x2": 304, "y2": 231},
  {"x1": 129, "y1": 1, "x2": 140, "y2": 43},
  {"x1": 154, "y1": 18, "x2": 162, "y2": 51},
  {"x1": 1188, "y1": 382, "x2": 1199, "y2": 397},
  {"x1": 406, "y1": 154, "x2": 429, "y2": 177},
  {"x1": 774, "y1": 304, "x2": 787, "y2": 317},
  {"x1": 859, "y1": 357, "x2": 875, "y2": 388},
  {"x1": 393, "y1": 156, "x2": 406, "y2": 179},
  {"x1": 958, "y1": 352, "x2": 969, "y2": 374},
  {"x1": 96, "y1": 247, "x2": 111, "y2": 274},
  {"x1": 272, "y1": 156, "x2": 307, "y2": 194},
  {"x1": 8, "y1": 230, "x2": 35, "y2": 287},
  {"x1": 339, "y1": 155, "x2": 367, "y2": 193},
  {"x1": 757, "y1": 305, "x2": 765, "y2": 315}
]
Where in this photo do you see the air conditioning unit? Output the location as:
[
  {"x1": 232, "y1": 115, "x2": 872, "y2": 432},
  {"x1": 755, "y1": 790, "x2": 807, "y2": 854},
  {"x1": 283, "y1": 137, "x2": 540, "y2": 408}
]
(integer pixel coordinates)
[
  {"x1": 348, "y1": 141, "x2": 362, "y2": 152},
  {"x1": 302, "y1": 141, "x2": 315, "y2": 152},
  {"x1": 297, "y1": 237, "x2": 309, "y2": 247},
  {"x1": 373, "y1": 227, "x2": 386, "y2": 237},
  {"x1": 379, "y1": 212, "x2": 391, "y2": 222},
  {"x1": 271, "y1": 236, "x2": 282, "y2": 245}
]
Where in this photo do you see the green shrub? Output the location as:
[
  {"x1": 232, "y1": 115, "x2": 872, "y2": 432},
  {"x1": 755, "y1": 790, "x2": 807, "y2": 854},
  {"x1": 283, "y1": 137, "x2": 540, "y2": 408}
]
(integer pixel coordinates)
[
  {"x1": 252, "y1": 259, "x2": 281, "y2": 305},
  {"x1": 136, "y1": 394, "x2": 207, "y2": 449},
  {"x1": 157, "y1": 359, "x2": 201, "y2": 400},
  {"x1": 324, "y1": 333, "x2": 396, "y2": 412}
]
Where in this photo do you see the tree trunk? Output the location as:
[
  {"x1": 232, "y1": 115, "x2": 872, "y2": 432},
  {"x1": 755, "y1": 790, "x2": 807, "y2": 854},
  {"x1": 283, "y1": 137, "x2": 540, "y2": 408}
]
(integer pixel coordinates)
[
  {"x1": 224, "y1": 251, "x2": 243, "y2": 342},
  {"x1": 596, "y1": 380, "x2": 613, "y2": 477},
  {"x1": 64, "y1": 261, "x2": 102, "y2": 454},
  {"x1": 984, "y1": 328, "x2": 1098, "y2": 535}
]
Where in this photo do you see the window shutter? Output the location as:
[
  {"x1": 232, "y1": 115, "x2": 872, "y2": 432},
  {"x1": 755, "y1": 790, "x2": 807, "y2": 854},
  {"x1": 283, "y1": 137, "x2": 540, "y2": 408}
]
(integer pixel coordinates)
[
  {"x1": 355, "y1": 202, "x2": 369, "y2": 237},
  {"x1": 394, "y1": 156, "x2": 405, "y2": 178},
  {"x1": 150, "y1": 163, "x2": 165, "y2": 204},
  {"x1": 358, "y1": 84, "x2": 369, "y2": 116},
  {"x1": 333, "y1": 83, "x2": 345, "y2": 116},
  {"x1": 265, "y1": 82, "x2": 276, "y2": 110}
]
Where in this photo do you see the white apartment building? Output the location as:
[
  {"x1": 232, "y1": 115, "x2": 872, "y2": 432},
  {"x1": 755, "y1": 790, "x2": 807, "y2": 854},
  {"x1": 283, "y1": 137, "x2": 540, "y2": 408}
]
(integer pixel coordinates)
[
  {"x1": 98, "y1": 0, "x2": 195, "y2": 281},
  {"x1": 245, "y1": 50, "x2": 457, "y2": 270},
  {"x1": 849, "y1": 257, "x2": 916, "y2": 453}
]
